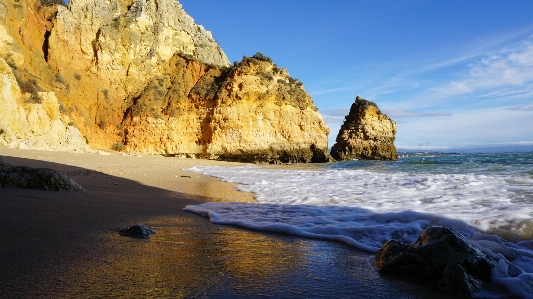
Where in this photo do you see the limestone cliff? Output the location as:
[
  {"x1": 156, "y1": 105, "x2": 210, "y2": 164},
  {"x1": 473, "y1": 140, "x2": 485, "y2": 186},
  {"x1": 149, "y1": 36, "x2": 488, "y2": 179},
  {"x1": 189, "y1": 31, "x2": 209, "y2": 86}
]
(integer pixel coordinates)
[
  {"x1": 121, "y1": 54, "x2": 331, "y2": 163},
  {"x1": 0, "y1": 1, "x2": 89, "y2": 151},
  {"x1": 0, "y1": 0, "x2": 331, "y2": 163},
  {"x1": 330, "y1": 96, "x2": 398, "y2": 161}
]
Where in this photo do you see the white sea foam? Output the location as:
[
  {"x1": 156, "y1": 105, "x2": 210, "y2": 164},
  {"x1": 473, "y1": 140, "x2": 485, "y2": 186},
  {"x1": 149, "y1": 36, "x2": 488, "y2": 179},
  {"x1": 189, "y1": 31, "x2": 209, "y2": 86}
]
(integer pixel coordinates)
[{"x1": 184, "y1": 165, "x2": 533, "y2": 299}]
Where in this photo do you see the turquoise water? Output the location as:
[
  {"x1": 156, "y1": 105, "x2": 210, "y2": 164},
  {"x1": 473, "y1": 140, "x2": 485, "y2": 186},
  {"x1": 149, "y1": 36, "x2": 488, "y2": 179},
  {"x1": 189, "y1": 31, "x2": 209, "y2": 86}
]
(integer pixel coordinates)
[{"x1": 330, "y1": 152, "x2": 533, "y2": 176}]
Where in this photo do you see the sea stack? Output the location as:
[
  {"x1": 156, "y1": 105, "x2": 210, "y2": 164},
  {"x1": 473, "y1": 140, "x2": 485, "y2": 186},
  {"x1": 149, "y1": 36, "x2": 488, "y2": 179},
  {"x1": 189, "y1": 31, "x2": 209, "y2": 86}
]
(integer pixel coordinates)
[
  {"x1": 0, "y1": 0, "x2": 330, "y2": 163},
  {"x1": 330, "y1": 96, "x2": 398, "y2": 160}
]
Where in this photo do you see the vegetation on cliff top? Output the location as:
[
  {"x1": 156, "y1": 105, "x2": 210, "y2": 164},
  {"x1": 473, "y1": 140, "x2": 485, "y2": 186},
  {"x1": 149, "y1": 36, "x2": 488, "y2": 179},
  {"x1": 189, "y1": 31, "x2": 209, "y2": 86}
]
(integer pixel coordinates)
[
  {"x1": 251, "y1": 52, "x2": 273, "y2": 63},
  {"x1": 355, "y1": 95, "x2": 377, "y2": 110},
  {"x1": 228, "y1": 52, "x2": 313, "y2": 110},
  {"x1": 353, "y1": 95, "x2": 387, "y2": 117}
]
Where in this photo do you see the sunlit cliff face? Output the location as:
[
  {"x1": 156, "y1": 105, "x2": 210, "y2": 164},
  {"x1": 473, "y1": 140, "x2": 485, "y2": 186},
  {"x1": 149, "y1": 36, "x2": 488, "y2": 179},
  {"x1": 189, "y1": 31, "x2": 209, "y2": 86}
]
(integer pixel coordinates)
[
  {"x1": 331, "y1": 97, "x2": 398, "y2": 161},
  {"x1": 1, "y1": 0, "x2": 331, "y2": 163}
]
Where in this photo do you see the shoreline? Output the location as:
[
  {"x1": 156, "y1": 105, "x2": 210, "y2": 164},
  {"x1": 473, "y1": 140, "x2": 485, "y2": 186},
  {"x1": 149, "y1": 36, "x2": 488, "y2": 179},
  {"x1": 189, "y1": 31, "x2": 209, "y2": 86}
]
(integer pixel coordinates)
[{"x1": 0, "y1": 146, "x2": 455, "y2": 298}]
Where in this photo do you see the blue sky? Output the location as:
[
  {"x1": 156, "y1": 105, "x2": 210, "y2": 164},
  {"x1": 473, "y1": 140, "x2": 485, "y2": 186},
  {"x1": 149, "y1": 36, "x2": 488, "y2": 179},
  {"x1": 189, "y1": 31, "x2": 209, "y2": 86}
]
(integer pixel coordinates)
[{"x1": 179, "y1": 0, "x2": 533, "y2": 151}]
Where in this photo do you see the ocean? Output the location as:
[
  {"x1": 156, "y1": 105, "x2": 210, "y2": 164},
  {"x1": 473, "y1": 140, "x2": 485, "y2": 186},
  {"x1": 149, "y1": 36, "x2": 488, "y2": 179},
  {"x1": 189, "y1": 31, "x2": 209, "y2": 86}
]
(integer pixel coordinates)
[{"x1": 184, "y1": 152, "x2": 533, "y2": 299}]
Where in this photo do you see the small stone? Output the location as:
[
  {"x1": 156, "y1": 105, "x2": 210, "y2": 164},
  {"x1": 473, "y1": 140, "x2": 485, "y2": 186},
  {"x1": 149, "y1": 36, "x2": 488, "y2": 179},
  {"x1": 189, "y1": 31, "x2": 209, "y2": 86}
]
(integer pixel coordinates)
[{"x1": 119, "y1": 224, "x2": 155, "y2": 239}]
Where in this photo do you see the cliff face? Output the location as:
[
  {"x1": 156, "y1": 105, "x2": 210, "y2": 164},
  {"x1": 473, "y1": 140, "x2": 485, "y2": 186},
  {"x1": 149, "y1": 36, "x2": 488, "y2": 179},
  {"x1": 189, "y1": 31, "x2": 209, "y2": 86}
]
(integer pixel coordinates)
[
  {"x1": 50, "y1": 0, "x2": 229, "y2": 91},
  {"x1": 46, "y1": 0, "x2": 231, "y2": 149},
  {"x1": 122, "y1": 54, "x2": 331, "y2": 163},
  {"x1": 331, "y1": 96, "x2": 398, "y2": 161},
  {"x1": 0, "y1": 0, "x2": 89, "y2": 151},
  {"x1": 0, "y1": 0, "x2": 330, "y2": 162}
]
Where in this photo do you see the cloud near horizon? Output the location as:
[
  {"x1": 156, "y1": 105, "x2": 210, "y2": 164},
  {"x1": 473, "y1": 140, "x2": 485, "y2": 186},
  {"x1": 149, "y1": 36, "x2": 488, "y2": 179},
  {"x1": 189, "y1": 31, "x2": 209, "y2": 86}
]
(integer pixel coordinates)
[
  {"x1": 320, "y1": 108, "x2": 451, "y2": 123},
  {"x1": 504, "y1": 104, "x2": 533, "y2": 111},
  {"x1": 395, "y1": 107, "x2": 533, "y2": 147}
]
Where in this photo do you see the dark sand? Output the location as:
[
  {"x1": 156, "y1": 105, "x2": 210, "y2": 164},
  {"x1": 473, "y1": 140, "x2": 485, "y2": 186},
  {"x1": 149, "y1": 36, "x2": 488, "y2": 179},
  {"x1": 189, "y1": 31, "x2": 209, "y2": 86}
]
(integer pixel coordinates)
[{"x1": 0, "y1": 146, "x2": 456, "y2": 298}]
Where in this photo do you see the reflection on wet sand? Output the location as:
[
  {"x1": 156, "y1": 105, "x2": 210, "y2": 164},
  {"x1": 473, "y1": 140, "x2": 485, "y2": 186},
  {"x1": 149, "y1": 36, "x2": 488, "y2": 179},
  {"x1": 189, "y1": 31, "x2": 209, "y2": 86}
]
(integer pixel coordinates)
[
  {"x1": 54, "y1": 215, "x2": 455, "y2": 299},
  {"x1": 57, "y1": 215, "x2": 306, "y2": 298}
]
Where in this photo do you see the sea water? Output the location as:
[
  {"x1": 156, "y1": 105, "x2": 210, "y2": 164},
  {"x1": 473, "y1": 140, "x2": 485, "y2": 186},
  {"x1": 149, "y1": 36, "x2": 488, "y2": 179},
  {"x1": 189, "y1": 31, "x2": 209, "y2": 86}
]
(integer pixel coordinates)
[{"x1": 184, "y1": 152, "x2": 533, "y2": 299}]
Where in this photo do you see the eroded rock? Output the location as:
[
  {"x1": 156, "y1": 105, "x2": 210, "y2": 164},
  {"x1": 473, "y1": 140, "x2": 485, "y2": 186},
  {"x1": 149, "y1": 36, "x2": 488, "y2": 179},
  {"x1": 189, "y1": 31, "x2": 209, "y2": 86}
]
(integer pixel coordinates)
[
  {"x1": 375, "y1": 226, "x2": 496, "y2": 297},
  {"x1": 0, "y1": 157, "x2": 86, "y2": 191},
  {"x1": 122, "y1": 53, "x2": 332, "y2": 163},
  {"x1": 331, "y1": 96, "x2": 398, "y2": 161}
]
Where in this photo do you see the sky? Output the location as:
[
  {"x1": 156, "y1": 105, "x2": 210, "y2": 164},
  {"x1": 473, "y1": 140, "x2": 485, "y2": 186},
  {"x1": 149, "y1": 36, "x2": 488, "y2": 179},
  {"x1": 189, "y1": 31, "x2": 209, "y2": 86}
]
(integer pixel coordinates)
[{"x1": 178, "y1": 0, "x2": 533, "y2": 152}]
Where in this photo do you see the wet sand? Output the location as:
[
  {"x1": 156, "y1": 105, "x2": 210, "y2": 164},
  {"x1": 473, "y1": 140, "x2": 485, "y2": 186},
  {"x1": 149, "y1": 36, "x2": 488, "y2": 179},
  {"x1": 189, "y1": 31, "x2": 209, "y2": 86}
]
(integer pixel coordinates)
[{"x1": 0, "y1": 146, "x2": 455, "y2": 298}]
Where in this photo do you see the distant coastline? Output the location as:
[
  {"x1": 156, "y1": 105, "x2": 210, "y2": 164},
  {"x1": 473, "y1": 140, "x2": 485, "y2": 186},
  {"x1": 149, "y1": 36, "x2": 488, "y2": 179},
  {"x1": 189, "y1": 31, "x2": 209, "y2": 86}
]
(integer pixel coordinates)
[{"x1": 397, "y1": 143, "x2": 533, "y2": 154}]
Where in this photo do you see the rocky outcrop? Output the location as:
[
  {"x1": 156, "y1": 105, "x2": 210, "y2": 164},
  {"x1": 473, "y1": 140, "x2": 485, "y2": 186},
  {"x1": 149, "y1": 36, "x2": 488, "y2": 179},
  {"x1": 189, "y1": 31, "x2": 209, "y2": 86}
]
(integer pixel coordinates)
[
  {"x1": 331, "y1": 96, "x2": 398, "y2": 160},
  {"x1": 0, "y1": 156, "x2": 86, "y2": 191},
  {"x1": 0, "y1": 0, "x2": 330, "y2": 163},
  {"x1": 375, "y1": 226, "x2": 497, "y2": 297},
  {"x1": 121, "y1": 53, "x2": 331, "y2": 163}
]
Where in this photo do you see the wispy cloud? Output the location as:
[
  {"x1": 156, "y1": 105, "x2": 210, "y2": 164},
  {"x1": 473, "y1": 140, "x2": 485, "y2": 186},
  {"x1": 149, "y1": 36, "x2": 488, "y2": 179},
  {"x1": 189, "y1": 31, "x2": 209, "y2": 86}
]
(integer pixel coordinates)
[
  {"x1": 309, "y1": 86, "x2": 355, "y2": 96},
  {"x1": 320, "y1": 109, "x2": 349, "y2": 122},
  {"x1": 314, "y1": 38, "x2": 533, "y2": 111},
  {"x1": 503, "y1": 104, "x2": 533, "y2": 111},
  {"x1": 417, "y1": 26, "x2": 533, "y2": 74},
  {"x1": 432, "y1": 41, "x2": 533, "y2": 95},
  {"x1": 383, "y1": 109, "x2": 451, "y2": 118}
]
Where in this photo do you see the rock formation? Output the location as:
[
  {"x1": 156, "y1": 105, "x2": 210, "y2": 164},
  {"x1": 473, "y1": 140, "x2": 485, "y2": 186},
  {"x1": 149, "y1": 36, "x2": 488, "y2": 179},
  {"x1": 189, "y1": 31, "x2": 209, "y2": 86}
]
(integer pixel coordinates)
[
  {"x1": 122, "y1": 53, "x2": 331, "y2": 163},
  {"x1": 0, "y1": 0, "x2": 331, "y2": 163},
  {"x1": 330, "y1": 96, "x2": 398, "y2": 160},
  {"x1": 0, "y1": 156, "x2": 86, "y2": 191},
  {"x1": 375, "y1": 226, "x2": 497, "y2": 297}
]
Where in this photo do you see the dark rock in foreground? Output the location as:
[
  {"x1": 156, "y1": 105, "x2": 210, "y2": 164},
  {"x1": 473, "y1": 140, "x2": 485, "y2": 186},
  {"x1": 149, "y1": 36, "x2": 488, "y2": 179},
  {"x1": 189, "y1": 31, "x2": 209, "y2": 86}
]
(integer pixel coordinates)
[
  {"x1": 0, "y1": 157, "x2": 85, "y2": 191},
  {"x1": 331, "y1": 96, "x2": 398, "y2": 161},
  {"x1": 375, "y1": 226, "x2": 497, "y2": 297},
  {"x1": 119, "y1": 224, "x2": 156, "y2": 239}
]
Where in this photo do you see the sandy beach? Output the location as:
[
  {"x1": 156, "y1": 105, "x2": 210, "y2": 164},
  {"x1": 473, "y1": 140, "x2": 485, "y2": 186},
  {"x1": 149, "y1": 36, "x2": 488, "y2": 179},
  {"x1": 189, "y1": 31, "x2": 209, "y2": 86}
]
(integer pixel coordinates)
[{"x1": 0, "y1": 146, "x2": 455, "y2": 298}]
